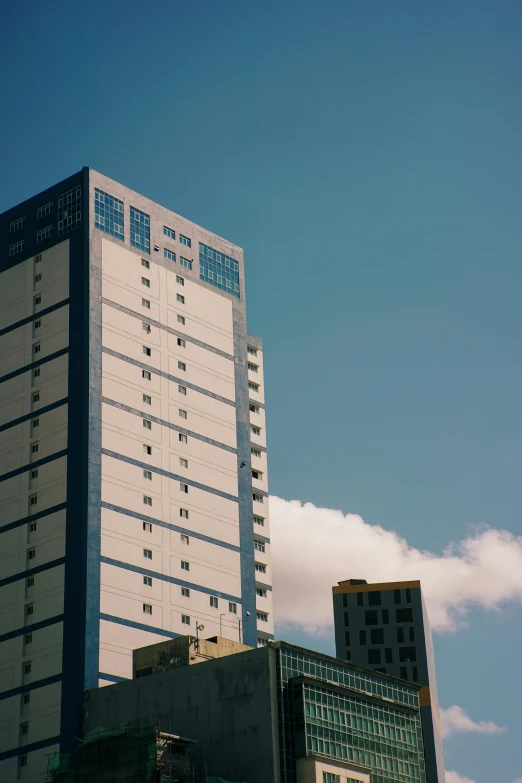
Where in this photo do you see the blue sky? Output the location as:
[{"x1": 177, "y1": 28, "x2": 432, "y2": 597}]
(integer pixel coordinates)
[{"x1": 1, "y1": 1, "x2": 521, "y2": 780}]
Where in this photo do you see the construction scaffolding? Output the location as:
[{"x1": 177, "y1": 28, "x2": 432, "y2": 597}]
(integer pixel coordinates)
[{"x1": 46, "y1": 725, "x2": 204, "y2": 783}]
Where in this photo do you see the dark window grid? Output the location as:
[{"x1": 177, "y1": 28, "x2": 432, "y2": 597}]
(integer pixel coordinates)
[
  {"x1": 130, "y1": 206, "x2": 150, "y2": 253},
  {"x1": 58, "y1": 185, "x2": 82, "y2": 236},
  {"x1": 94, "y1": 188, "x2": 124, "y2": 240},
  {"x1": 199, "y1": 242, "x2": 240, "y2": 297}
]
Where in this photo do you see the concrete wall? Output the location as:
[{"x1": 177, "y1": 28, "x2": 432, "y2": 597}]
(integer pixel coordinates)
[{"x1": 84, "y1": 646, "x2": 280, "y2": 783}]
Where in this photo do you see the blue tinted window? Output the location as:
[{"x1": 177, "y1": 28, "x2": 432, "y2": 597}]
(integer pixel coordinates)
[
  {"x1": 164, "y1": 249, "x2": 176, "y2": 262},
  {"x1": 164, "y1": 226, "x2": 175, "y2": 239},
  {"x1": 180, "y1": 256, "x2": 192, "y2": 270},
  {"x1": 199, "y1": 242, "x2": 240, "y2": 298},
  {"x1": 94, "y1": 188, "x2": 124, "y2": 240},
  {"x1": 130, "y1": 206, "x2": 150, "y2": 253},
  {"x1": 179, "y1": 234, "x2": 191, "y2": 247}
]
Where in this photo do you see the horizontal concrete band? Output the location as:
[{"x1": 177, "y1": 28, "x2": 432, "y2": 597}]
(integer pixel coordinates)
[
  {"x1": 0, "y1": 557, "x2": 66, "y2": 589},
  {"x1": 100, "y1": 613, "x2": 181, "y2": 639},
  {"x1": 102, "y1": 347, "x2": 236, "y2": 408},
  {"x1": 0, "y1": 674, "x2": 62, "y2": 703},
  {"x1": 101, "y1": 502, "x2": 241, "y2": 553},
  {"x1": 256, "y1": 630, "x2": 275, "y2": 640},
  {"x1": 101, "y1": 556, "x2": 242, "y2": 604},
  {"x1": 0, "y1": 298, "x2": 70, "y2": 338},
  {"x1": 0, "y1": 735, "x2": 61, "y2": 761},
  {"x1": 0, "y1": 397, "x2": 68, "y2": 434},
  {"x1": 253, "y1": 531, "x2": 271, "y2": 543},
  {"x1": 248, "y1": 398, "x2": 265, "y2": 410},
  {"x1": 255, "y1": 581, "x2": 273, "y2": 592},
  {"x1": 0, "y1": 448, "x2": 68, "y2": 483},
  {"x1": 0, "y1": 614, "x2": 64, "y2": 645},
  {"x1": 102, "y1": 396, "x2": 238, "y2": 454},
  {"x1": 102, "y1": 448, "x2": 238, "y2": 504},
  {"x1": 0, "y1": 502, "x2": 67, "y2": 536},
  {"x1": 0, "y1": 346, "x2": 69, "y2": 385},
  {"x1": 102, "y1": 297, "x2": 235, "y2": 362}
]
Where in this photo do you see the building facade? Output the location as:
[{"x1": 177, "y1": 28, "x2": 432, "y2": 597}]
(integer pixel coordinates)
[
  {"x1": 0, "y1": 168, "x2": 273, "y2": 780},
  {"x1": 332, "y1": 580, "x2": 445, "y2": 783},
  {"x1": 84, "y1": 639, "x2": 428, "y2": 783}
]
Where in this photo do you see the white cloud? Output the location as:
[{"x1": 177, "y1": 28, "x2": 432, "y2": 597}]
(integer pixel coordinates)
[
  {"x1": 440, "y1": 705, "x2": 507, "y2": 739},
  {"x1": 269, "y1": 496, "x2": 522, "y2": 634},
  {"x1": 445, "y1": 772, "x2": 476, "y2": 783}
]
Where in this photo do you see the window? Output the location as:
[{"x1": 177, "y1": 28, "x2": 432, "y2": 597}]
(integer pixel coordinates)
[
  {"x1": 29, "y1": 496, "x2": 37, "y2": 507},
  {"x1": 177, "y1": 338, "x2": 186, "y2": 348},
  {"x1": 181, "y1": 587, "x2": 190, "y2": 597},
  {"x1": 164, "y1": 226, "x2": 175, "y2": 239},
  {"x1": 21, "y1": 722, "x2": 29, "y2": 736},
  {"x1": 356, "y1": 592, "x2": 364, "y2": 606},
  {"x1": 368, "y1": 648, "x2": 381, "y2": 665},
  {"x1": 382, "y1": 609, "x2": 389, "y2": 624},
  {"x1": 180, "y1": 256, "x2": 192, "y2": 270},
  {"x1": 251, "y1": 447, "x2": 261, "y2": 458},
  {"x1": 177, "y1": 314, "x2": 185, "y2": 325},
  {"x1": 256, "y1": 587, "x2": 267, "y2": 598},
  {"x1": 143, "y1": 419, "x2": 152, "y2": 429},
  {"x1": 256, "y1": 611, "x2": 268, "y2": 622},
  {"x1": 34, "y1": 295, "x2": 41, "y2": 306},
  {"x1": 409, "y1": 626, "x2": 416, "y2": 642},
  {"x1": 143, "y1": 496, "x2": 152, "y2": 506},
  {"x1": 143, "y1": 321, "x2": 151, "y2": 332},
  {"x1": 343, "y1": 612, "x2": 349, "y2": 627},
  {"x1": 143, "y1": 548, "x2": 152, "y2": 559},
  {"x1": 32, "y1": 392, "x2": 39, "y2": 405},
  {"x1": 180, "y1": 534, "x2": 189, "y2": 544},
  {"x1": 258, "y1": 636, "x2": 268, "y2": 647},
  {"x1": 210, "y1": 596, "x2": 218, "y2": 608},
  {"x1": 35, "y1": 254, "x2": 42, "y2": 263},
  {"x1": 199, "y1": 242, "x2": 239, "y2": 297},
  {"x1": 177, "y1": 293, "x2": 185, "y2": 304},
  {"x1": 10, "y1": 216, "x2": 25, "y2": 232},
  {"x1": 180, "y1": 509, "x2": 189, "y2": 519},
  {"x1": 24, "y1": 662, "x2": 31, "y2": 674},
  {"x1": 397, "y1": 627, "x2": 405, "y2": 643},
  {"x1": 370, "y1": 628, "x2": 384, "y2": 644},
  {"x1": 365, "y1": 610, "x2": 378, "y2": 625},
  {"x1": 179, "y1": 457, "x2": 188, "y2": 468},
  {"x1": 394, "y1": 589, "x2": 402, "y2": 604},
  {"x1": 359, "y1": 629, "x2": 367, "y2": 645},
  {"x1": 37, "y1": 225, "x2": 53, "y2": 242},
  {"x1": 31, "y1": 443, "x2": 39, "y2": 453},
  {"x1": 37, "y1": 202, "x2": 53, "y2": 219},
  {"x1": 252, "y1": 470, "x2": 262, "y2": 480},
  {"x1": 27, "y1": 577, "x2": 35, "y2": 589},
  {"x1": 179, "y1": 234, "x2": 191, "y2": 247},
  {"x1": 247, "y1": 346, "x2": 258, "y2": 356},
  {"x1": 254, "y1": 539, "x2": 265, "y2": 552},
  {"x1": 32, "y1": 418, "x2": 39, "y2": 430},
  {"x1": 342, "y1": 594, "x2": 349, "y2": 608},
  {"x1": 142, "y1": 258, "x2": 150, "y2": 269},
  {"x1": 182, "y1": 614, "x2": 190, "y2": 625},
  {"x1": 143, "y1": 346, "x2": 152, "y2": 357},
  {"x1": 34, "y1": 320, "x2": 41, "y2": 331},
  {"x1": 180, "y1": 483, "x2": 188, "y2": 493},
  {"x1": 251, "y1": 426, "x2": 261, "y2": 436},
  {"x1": 253, "y1": 493, "x2": 263, "y2": 503},
  {"x1": 248, "y1": 363, "x2": 258, "y2": 373},
  {"x1": 385, "y1": 648, "x2": 393, "y2": 664},
  {"x1": 59, "y1": 185, "x2": 82, "y2": 235},
  {"x1": 323, "y1": 773, "x2": 340, "y2": 783},
  {"x1": 9, "y1": 239, "x2": 25, "y2": 256},
  {"x1": 31, "y1": 468, "x2": 38, "y2": 479},
  {"x1": 399, "y1": 646, "x2": 417, "y2": 662},
  {"x1": 23, "y1": 691, "x2": 31, "y2": 703},
  {"x1": 143, "y1": 522, "x2": 152, "y2": 532},
  {"x1": 178, "y1": 361, "x2": 186, "y2": 371},
  {"x1": 33, "y1": 344, "x2": 41, "y2": 355},
  {"x1": 255, "y1": 562, "x2": 266, "y2": 574},
  {"x1": 229, "y1": 602, "x2": 237, "y2": 614},
  {"x1": 412, "y1": 666, "x2": 419, "y2": 682},
  {"x1": 181, "y1": 560, "x2": 189, "y2": 571},
  {"x1": 141, "y1": 276, "x2": 150, "y2": 288},
  {"x1": 400, "y1": 667, "x2": 408, "y2": 680},
  {"x1": 33, "y1": 369, "x2": 40, "y2": 381},
  {"x1": 176, "y1": 385, "x2": 186, "y2": 398},
  {"x1": 29, "y1": 522, "x2": 37, "y2": 532},
  {"x1": 143, "y1": 394, "x2": 152, "y2": 405},
  {"x1": 345, "y1": 651, "x2": 352, "y2": 661},
  {"x1": 143, "y1": 603, "x2": 152, "y2": 614},
  {"x1": 142, "y1": 298, "x2": 151, "y2": 309},
  {"x1": 176, "y1": 275, "x2": 185, "y2": 285},
  {"x1": 94, "y1": 188, "x2": 124, "y2": 240},
  {"x1": 344, "y1": 630, "x2": 351, "y2": 646},
  {"x1": 34, "y1": 273, "x2": 42, "y2": 283},
  {"x1": 179, "y1": 433, "x2": 188, "y2": 444},
  {"x1": 179, "y1": 409, "x2": 187, "y2": 419},
  {"x1": 20, "y1": 755, "x2": 28, "y2": 768},
  {"x1": 368, "y1": 590, "x2": 381, "y2": 606},
  {"x1": 396, "y1": 608, "x2": 414, "y2": 623},
  {"x1": 249, "y1": 403, "x2": 259, "y2": 414},
  {"x1": 253, "y1": 515, "x2": 264, "y2": 526},
  {"x1": 130, "y1": 206, "x2": 150, "y2": 253},
  {"x1": 135, "y1": 667, "x2": 153, "y2": 678},
  {"x1": 143, "y1": 470, "x2": 152, "y2": 480},
  {"x1": 405, "y1": 588, "x2": 412, "y2": 603},
  {"x1": 144, "y1": 444, "x2": 152, "y2": 455},
  {"x1": 164, "y1": 249, "x2": 176, "y2": 262},
  {"x1": 26, "y1": 604, "x2": 34, "y2": 616},
  {"x1": 249, "y1": 382, "x2": 259, "y2": 392}
]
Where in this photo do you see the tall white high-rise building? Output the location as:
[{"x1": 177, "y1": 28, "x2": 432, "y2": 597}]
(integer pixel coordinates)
[{"x1": 0, "y1": 168, "x2": 273, "y2": 780}]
